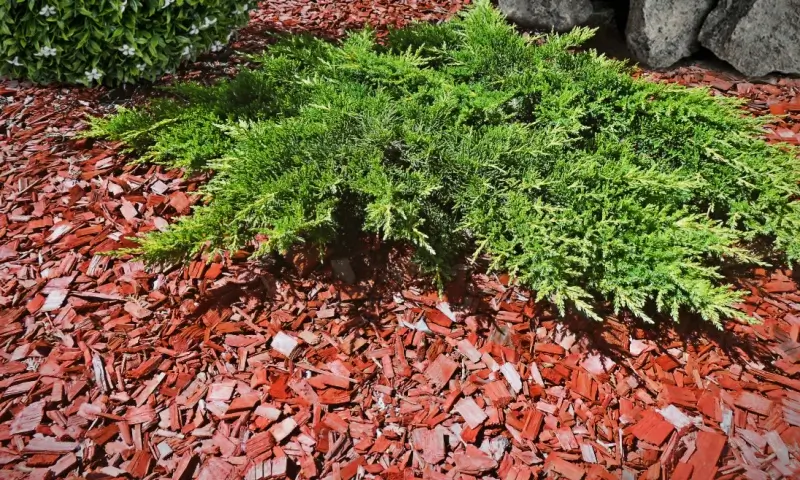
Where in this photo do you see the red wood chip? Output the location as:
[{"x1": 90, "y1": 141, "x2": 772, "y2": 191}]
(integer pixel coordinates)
[
  {"x1": 734, "y1": 391, "x2": 774, "y2": 416},
  {"x1": 50, "y1": 454, "x2": 78, "y2": 478},
  {"x1": 670, "y1": 462, "x2": 693, "y2": 480},
  {"x1": 484, "y1": 381, "x2": 514, "y2": 408},
  {"x1": 454, "y1": 445, "x2": 497, "y2": 474},
  {"x1": 269, "y1": 417, "x2": 297, "y2": 443},
  {"x1": 125, "y1": 450, "x2": 153, "y2": 479},
  {"x1": 2, "y1": 4, "x2": 800, "y2": 479},
  {"x1": 169, "y1": 191, "x2": 191, "y2": 213},
  {"x1": 246, "y1": 432, "x2": 275, "y2": 459},
  {"x1": 172, "y1": 454, "x2": 199, "y2": 480},
  {"x1": 204, "y1": 263, "x2": 223, "y2": 279},
  {"x1": 688, "y1": 430, "x2": 727, "y2": 480},
  {"x1": 411, "y1": 428, "x2": 446, "y2": 464},
  {"x1": 522, "y1": 410, "x2": 544, "y2": 440},
  {"x1": 654, "y1": 354, "x2": 681, "y2": 372},
  {"x1": 424, "y1": 354, "x2": 458, "y2": 390},
  {"x1": 454, "y1": 397, "x2": 488, "y2": 429},
  {"x1": 628, "y1": 410, "x2": 675, "y2": 446},
  {"x1": 27, "y1": 469, "x2": 50, "y2": 480},
  {"x1": 9, "y1": 401, "x2": 45, "y2": 435},
  {"x1": 457, "y1": 339, "x2": 482, "y2": 363},
  {"x1": 228, "y1": 392, "x2": 260, "y2": 412},
  {"x1": 535, "y1": 343, "x2": 565, "y2": 355},
  {"x1": 661, "y1": 384, "x2": 697, "y2": 408},
  {"x1": 763, "y1": 279, "x2": 797, "y2": 293},
  {"x1": 207, "y1": 380, "x2": 236, "y2": 402},
  {"x1": 124, "y1": 302, "x2": 152, "y2": 320},
  {"x1": 197, "y1": 458, "x2": 235, "y2": 480},
  {"x1": 124, "y1": 405, "x2": 156, "y2": 425},
  {"x1": 545, "y1": 455, "x2": 586, "y2": 480},
  {"x1": 555, "y1": 427, "x2": 580, "y2": 451},
  {"x1": 23, "y1": 438, "x2": 78, "y2": 454}
]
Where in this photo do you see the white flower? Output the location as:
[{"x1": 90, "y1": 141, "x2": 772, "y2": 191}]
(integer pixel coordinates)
[
  {"x1": 189, "y1": 24, "x2": 199, "y2": 35},
  {"x1": 210, "y1": 41, "x2": 224, "y2": 53},
  {"x1": 34, "y1": 46, "x2": 57, "y2": 57},
  {"x1": 181, "y1": 46, "x2": 192, "y2": 57},
  {"x1": 137, "y1": 63, "x2": 146, "y2": 71},
  {"x1": 120, "y1": 0, "x2": 127, "y2": 12},
  {"x1": 6, "y1": 56, "x2": 23, "y2": 67},
  {"x1": 85, "y1": 68, "x2": 103, "y2": 83},
  {"x1": 199, "y1": 16, "x2": 217, "y2": 30},
  {"x1": 119, "y1": 44, "x2": 135, "y2": 56},
  {"x1": 39, "y1": 5, "x2": 56, "y2": 17},
  {"x1": 162, "y1": 0, "x2": 174, "y2": 8}
]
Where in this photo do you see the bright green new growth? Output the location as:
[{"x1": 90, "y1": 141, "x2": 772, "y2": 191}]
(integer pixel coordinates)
[{"x1": 90, "y1": 1, "x2": 800, "y2": 327}]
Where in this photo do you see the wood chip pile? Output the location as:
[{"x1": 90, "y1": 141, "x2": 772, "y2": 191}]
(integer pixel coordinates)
[{"x1": 2, "y1": 1, "x2": 800, "y2": 478}]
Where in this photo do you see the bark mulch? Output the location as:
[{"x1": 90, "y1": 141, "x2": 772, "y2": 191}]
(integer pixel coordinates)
[{"x1": 2, "y1": 2, "x2": 800, "y2": 479}]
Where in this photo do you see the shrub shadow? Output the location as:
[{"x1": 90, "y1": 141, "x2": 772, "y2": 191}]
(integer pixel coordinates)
[{"x1": 303, "y1": 239, "x2": 782, "y2": 370}]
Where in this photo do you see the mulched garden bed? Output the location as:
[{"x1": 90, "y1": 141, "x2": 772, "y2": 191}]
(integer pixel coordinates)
[{"x1": 2, "y1": 2, "x2": 800, "y2": 479}]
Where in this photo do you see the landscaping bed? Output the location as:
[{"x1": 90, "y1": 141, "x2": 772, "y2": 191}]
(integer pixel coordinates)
[{"x1": 2, "y1": 1, "x2": 800, "y2": 479}]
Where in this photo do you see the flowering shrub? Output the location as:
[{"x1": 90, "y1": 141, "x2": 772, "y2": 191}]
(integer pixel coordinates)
[{"x1": 0, "y1": 0, "x2": 252, "y2": 86}]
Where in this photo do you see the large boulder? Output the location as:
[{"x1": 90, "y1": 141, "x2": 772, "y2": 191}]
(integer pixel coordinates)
[
  {"x1": 699, "y1": 0, "x2": 800, "y2": 77},
  {"x1": 498, "y1": 0, "x2": 594, "y2": 31},
  {"x1": 625, "y1": 0, "x2": 715, "y2": 68}
]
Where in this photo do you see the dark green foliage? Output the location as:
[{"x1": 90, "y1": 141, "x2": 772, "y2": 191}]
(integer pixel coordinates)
[
  {"x1": 89, "y1": 1, "x2": 800, "y2": 326},
  {"x1": 0, "y1": 0, "x2": 251, "y2": 86}
]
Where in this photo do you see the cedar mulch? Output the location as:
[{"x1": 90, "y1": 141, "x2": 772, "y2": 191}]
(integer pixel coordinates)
[{"x1": 2, "y1": 2, "x2": 800, "y2": 479}]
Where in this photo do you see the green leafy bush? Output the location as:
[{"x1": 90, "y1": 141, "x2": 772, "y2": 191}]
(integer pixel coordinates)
[
  {"x1": 0, "y1": 0, "x2": 251, "y2": 85},
  {"x1": 90, "y1": 1, "x2": 800, "y2": 326}
]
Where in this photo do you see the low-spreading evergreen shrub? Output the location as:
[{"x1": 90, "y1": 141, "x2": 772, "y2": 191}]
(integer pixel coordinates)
[
  {"x1": 0, "y1": 0, "x2": 251, "y2": 85},
  {"x1": 90, "y1": 1, "x2": 800, "y2": 326}
]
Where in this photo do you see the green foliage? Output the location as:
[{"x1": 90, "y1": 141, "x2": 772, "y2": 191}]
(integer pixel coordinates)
[
  {"x1": 89, "y1": 0, "x2": 800, "y2": 326},
  {"x1": 0, "y1": 0, "x2": 251, "y2": 85}
]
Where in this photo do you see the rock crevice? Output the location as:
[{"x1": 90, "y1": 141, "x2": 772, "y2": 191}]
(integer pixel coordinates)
[{"x1": 498, "y1": 0, "x2": 800, "y2": 76}]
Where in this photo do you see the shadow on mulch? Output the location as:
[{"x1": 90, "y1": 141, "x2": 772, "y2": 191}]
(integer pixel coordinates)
[{"x1": 175, "y1": 235, "x2": 780, "y2": 373}]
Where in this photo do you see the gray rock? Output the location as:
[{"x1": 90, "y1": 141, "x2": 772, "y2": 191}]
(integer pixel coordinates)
[
  {"x1": 699, "y1": 0, "x2": 800, "y2": 77},
  {"x1": 626, "y1": 0, "x2": 715, "y2": 68},
  {"x1": 498, "y1": 0, "x2": 594, "y2": 31}
]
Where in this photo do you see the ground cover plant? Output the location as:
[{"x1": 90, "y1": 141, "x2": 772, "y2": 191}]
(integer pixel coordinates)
[
  {"x1": 90, "y1": 0, "x2": 800, "y2": 326},
  {"x1": 0, "y1": 0, "x2": 251, "y2": 85}
]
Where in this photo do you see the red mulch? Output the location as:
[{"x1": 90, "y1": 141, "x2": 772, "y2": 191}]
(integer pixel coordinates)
[{"x1": 2, "y1": 2, "x2": 800, "y2": 479}]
